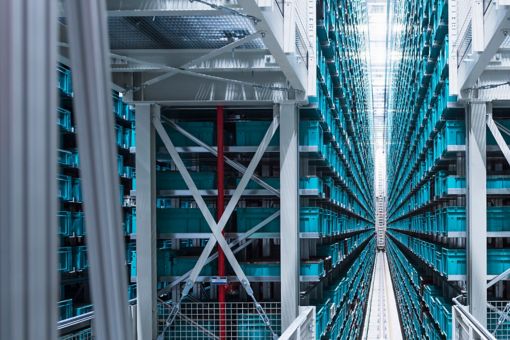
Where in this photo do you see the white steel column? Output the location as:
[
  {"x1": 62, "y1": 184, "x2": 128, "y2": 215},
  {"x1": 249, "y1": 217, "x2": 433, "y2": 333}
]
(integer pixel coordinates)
[
  {"x1": 0, "y1": 0, "x2": 57, "y2": 339},
  {"x1": 279, "y1": 102, "x2": 300, "y2": 330},
  {"x1": 135, "y1": 104, "x2": 157, "y2": 339},
  {"x1": 65, "y1": 0, "x2": 133, "y2": 338},
  {"x1": 466, "y1": 100, "x2": 488, "y2": 326}
]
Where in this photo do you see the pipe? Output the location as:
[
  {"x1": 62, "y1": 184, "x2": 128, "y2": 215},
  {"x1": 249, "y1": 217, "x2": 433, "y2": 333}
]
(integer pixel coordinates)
[{"x1": 216, "y1": 106, "x2": 227, "y2": 339}]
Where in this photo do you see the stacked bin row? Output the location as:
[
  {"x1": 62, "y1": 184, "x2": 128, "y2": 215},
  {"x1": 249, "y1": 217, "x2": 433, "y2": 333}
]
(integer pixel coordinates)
[
  {"x1": 151, "y1": 0, "x2": 376, "y2": 337},
  {"x1": 57, "y1": 65, "x2": 136, "y2": 322},
  {"x1": 385, "y1": 0, "x2": 460, "y2": 338},
  {"x1": 387, "y1": 0, "x2": 510, "y2": 336}
]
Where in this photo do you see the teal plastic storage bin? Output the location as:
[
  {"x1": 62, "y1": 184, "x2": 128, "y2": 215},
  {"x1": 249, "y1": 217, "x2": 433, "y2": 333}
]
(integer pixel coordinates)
[
  {"x1": 58, "y1": 299, "x2": 73, "y2": 320},
  {"x1": 168, "y1": 256, "x2": 214, "y2": 277},
  {"x1": 441, "y1": 248, "x2": 466, "y2": 276},
  {"x1": 76, "y1": 304, "x2": 93, "y2": 315},
  {"x1": 72, "y1": 178, "x2": 82, "y2": 202},
  {"x1": 59, "y1": 247, "x2": 73, "y2": 273},
  {"x1": 58, "y1": 175, "x2": 72, "y2": 201},
  {"x1": 166, "y1": 122, "x2": 215, "y2": 146},
  {"x1": 157, "y1": 171, "x2": 216, "y2": 190},
  {"x1": 300, "y1": 207, "x2": 323, "y2": 234},
  {"x1": 301, "y1": 260, "x2": 325, "y2": 277},
  {"x1": 241, "y1": 262, "x2": 279, "y2": 277},
  {"x1": 157, "y1": 208, "x2": 216, "y2": 234},
  {"x1": 76, "y1": 246, "x2": 88, "y2": 271},
  {"x1": 128, "y1": 284, "x2": 136, "y2": 300},
  {"x1": 488, "y1": 206, "x2": 510, "y2": 231},
  {"x1": 72, "y1": 212, "x2": 85, "y2": 236},
  {"x1": 58, "y1": 211, "x2": 72, "y2": 237},
  {"x1": 236, "y1": 121, "x2": 279, "y2": 146},
  {"x1": 58, "y1": 149, "x2": 75, "y2": 167},
  {"x1": 300, "y1": 120, "x2": 323, "y2": 147},
  {"x1": 57, "y1": 66, "x2": 72, "y2": 96},
  {"x1": 438, "y1": 207, "x2": 465, "y2": 233},
  {"x1": 318, "y1": 243, "x2": 339, "y2": 267},
  {"x1": 58, "y1": 108, "x2": 72, "y2": 131},
  {"x1": 488, "y1": 249, "x2": 510, "y2": 275},
  {"x1": 237, "y1": 207, "x2": 279, "y2": 233}
]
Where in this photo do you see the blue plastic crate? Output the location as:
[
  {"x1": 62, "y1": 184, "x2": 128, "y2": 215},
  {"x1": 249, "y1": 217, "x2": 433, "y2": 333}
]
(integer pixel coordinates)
[
  {"x1": 115, "y1": 125, "x2": 124, "y2": 147},
  {"x1": 58, "y1": 108, "x2": 72, "y2": 132},
  {"x1": 157, "y1": 208, "x2": 216, "y2": 234},
  {"x1": 72, "y1": 212, "x2": 85, "y2": 236},
  {"x1": 300, "y1": 120, "x2": 323, "y2": 147},
  {"x1": 117, "y1": 155, "x2": 124, "y2": 176},
  {"x1": 157, "y1": 171, "x2": 216, "y2": 190},
  {"x1": 72, "y1": 178, "x2": 82, "y2": 202},
  {"x1": 123, "y1": 166, "x2": 135, "y2": 179},
  {"x1": 300, "y1": 207, "x2": 323, "y2": 235},
  {"x1": 488, "y1": 206, "x2": 510, "y2": 231},
  {"x1": 237, "y1": 207, "x2": 279, "y2": 233},
  {"x1": 76, "y1": 304, "x2": 93, "y2": 316},
  {"x1": 441, "y1": 248, "x2": 465, "y2": 276},
  {"x1": 58, "y1": 211, "x2": 72, "y2": 237},
  {"x1": 241, "y1": 262, "x2": 279, "y2": 277},
  {"x1": 301, "y1": 260, "x2": 325, "y2": 277},
  {"x1": 236, "y1": 121, "x2": 279, "y2": 146},
  {"x1": 58, "y1": 175, "x2": 72, "y2": 201},
  {"x1": 165, "y1": 121, "x2": 215, "y2": 146},
  {"x1": 59, "y1": 247, "x2": 73, "y2": 273},
  {"x1": 124, "y1": 210, "x2": 136, "y2": 235},
  {"x1": 58, "y1": 299, "x2": 73, "y2": 321},
  {"x1": 58, "y1": 149, "x2": 75, "y2": 167},
  {"x1": 488, "y1": 249, "x2": 510, "y2": 275},
  {"x1": 57, "y1": 66, "x2": 72, "y2": 96},
  {"x1": 127, "y1": 284, "x2": 136, "y2": 300},
  {"x1": 75, "y1": 246, "x2": 88, "y2": 271}
]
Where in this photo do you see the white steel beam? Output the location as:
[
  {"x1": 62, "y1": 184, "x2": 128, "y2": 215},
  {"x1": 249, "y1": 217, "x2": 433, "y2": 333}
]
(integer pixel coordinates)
[
  {"x1": 65, "y1": 0, "x2": 134, "y2": 339},
  {"x1": 237, "y1": 0, "x2": 308, "y2": 97},
  {"x1": 279, "y1": 102, "x2": 300, "y2": 330},
  {"x1": 135, "y1": 104, "x2": 157, "y2": 340},
  {"x1": 456, "y1": 5, "x2": 510, "y2": 95},
  {"x1": 466, "y1": 100, "x2": 488, "y2": 327},
  {"x1": 0, "y1": 0, "x2": 58, "y2": 339}
]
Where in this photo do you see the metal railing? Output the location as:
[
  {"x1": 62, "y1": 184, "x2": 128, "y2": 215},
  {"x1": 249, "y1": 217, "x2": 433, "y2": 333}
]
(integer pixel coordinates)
[
  {"x1": 58, "y1": 298, "x2": 137, "y2": 339},
  {"x1": 158, "y1": 301, "x2": 282, "y2": 339},
  {"x1": 452, "y1": 296, "x2": 497, "y2": 340},
  {"x1": 278, "y1": 306, "x2": 316, "y2": 340}
]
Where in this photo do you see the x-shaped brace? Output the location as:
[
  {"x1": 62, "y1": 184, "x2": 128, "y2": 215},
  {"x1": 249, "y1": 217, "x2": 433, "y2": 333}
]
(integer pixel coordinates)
[{"x1": 153, "y1": 112, "x2": 280, "y2": 337}]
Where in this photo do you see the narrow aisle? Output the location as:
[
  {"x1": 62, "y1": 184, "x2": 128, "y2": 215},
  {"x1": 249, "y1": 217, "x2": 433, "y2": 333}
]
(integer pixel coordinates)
[{"x1": 363, "y1": 251, "x2": 402, "y2": 340}]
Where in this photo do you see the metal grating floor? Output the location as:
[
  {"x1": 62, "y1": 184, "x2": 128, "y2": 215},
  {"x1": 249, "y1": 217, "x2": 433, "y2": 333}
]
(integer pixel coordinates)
[{"x1": 108, "y1": 15, "x2": 265, "y2": 50}]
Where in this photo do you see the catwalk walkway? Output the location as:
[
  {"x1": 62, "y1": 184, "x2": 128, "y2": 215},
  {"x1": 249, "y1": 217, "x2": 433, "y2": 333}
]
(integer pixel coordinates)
[{"x1": 362, "y1": 251, "x2": 403, "y2": 340}]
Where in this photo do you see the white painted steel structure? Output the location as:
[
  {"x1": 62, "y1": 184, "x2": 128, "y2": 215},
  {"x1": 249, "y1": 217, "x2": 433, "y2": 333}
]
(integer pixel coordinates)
[{"x1": 450, "y1": 0, "x2": 510, "y2": 336}]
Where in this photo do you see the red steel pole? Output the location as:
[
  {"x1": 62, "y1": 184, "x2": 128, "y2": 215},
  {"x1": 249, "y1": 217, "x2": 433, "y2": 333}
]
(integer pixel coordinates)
[{"x1": 216, "y1": 106, "x2": 226, "y2": 339}]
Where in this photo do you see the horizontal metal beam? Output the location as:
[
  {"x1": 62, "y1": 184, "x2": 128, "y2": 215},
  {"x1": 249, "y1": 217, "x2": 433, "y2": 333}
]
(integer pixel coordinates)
[{"x1": 457, "y1": 5, "x2": 510, "y2": 95}]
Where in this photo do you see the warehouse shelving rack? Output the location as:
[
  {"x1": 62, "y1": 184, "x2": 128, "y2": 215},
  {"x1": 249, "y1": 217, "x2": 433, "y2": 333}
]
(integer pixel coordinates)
[
  {"x1": 56, "y1": 65, "x2": 137, "y2": 325},
  {"x1": 1, "y1": 1, "x2": 377, "y2": 339},
  {"x1": 387, "y1": 0, "x2": 510, "y2": 338}
]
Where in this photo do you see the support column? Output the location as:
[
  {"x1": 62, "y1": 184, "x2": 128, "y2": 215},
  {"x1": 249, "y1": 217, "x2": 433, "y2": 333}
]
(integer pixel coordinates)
[
  {"x1": 65, "y1": 1, "x2": 133, "y2": 338},
  {"x1": 279, "y1": 102, "x2": 300, "y2": 330},
  {"x1": 0, "y1": 1, "x2": 57, "y2": 339},
  {"x1": 466, "y1": 100, "x2": 487, "y2": 326},
  {"x1": 136, "y1": 104, "x2": 157, "y2": 339}
]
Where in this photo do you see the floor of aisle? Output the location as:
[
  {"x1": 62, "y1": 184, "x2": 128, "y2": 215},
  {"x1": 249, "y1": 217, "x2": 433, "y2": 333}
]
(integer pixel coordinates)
[{"x1": 362, "y1": 250, "x2": 403, "y2": 340}]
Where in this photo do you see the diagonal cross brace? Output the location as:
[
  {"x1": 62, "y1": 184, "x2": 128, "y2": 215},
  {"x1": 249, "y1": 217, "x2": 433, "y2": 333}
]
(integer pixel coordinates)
[
  {"x1": 487, "y1": 113, "x2": 510, "y2": 166},
  {"x1": 137, "y1": 31, "x2": 264, "y2": 91},
  {"x1": 158, "y1": 210, "x2": 280, "y2": 295},
  {"x1": 161, "y1": 117, "x2": 280, "y2": 196},
  {"x1": 153, "y1": 113, "x2": 279, "y2": 298}
]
